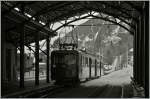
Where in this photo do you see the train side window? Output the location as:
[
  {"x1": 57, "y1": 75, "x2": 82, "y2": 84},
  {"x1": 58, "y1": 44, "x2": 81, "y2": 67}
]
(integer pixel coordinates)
[
  {"x1": 82, "y1": 56, "x2": 84, "y2": 66},
  {"x1": 53, "y1": 55, "x2": 56, "y2": 64},
  {"x1": 91, "y1": 59, "x2": 92, "y2": 66},
  {"x1": 83, "y1": 56, "x2": 85, "y2": 66},
  {"x1": 86, "y1": 57, "x2": 88, "y2": 67},
  {"x1": 83, "y1": 56, "x2": 84, "y2": 66},
  {"x1": 81, "y1": 55, "x2": 82, "y2": 66},
  {"x1": 92, "y1": 59, "x2": 94, "y2": 67}
]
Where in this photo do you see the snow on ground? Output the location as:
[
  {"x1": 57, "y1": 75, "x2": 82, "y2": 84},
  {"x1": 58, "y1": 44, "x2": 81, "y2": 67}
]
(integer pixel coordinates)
[{"x1": 81, "y1": 66, "x2": 133, "y2": 87}]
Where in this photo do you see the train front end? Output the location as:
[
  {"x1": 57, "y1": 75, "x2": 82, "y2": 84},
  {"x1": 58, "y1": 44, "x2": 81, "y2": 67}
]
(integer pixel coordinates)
[{"x1": 51, "y1": 50, "x2": 79, "y2": 85}]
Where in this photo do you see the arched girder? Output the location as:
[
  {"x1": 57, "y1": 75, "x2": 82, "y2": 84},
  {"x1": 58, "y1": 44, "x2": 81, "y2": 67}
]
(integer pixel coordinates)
[
  {"x1": 22, "y1": 9, "x2": 134, "y2": 39},
  {"x1": 13, "y1": 8, "x2": 90, "y2": 37},
  {"x1": 89, "y1": 15, "x2": 134, "y2": 34},
  {"x1": 47, "y1": 14, "x2": 92, "y2": 36},
  {"x1": 2, "y1": 1, "x2": 37, "y2": 16},
  {"x1": 87, "y1": 6, "x2": 136, "y2": 30},
  {"x1": 2, "y1": 1, "x2": 21, "y2": 16},
  {"x1": 124, "y1": 1, "x2": 143, "y2": 14},
  {"x1": 48, "y1": 14, "x2": 134, "y2": 37},
  {"x1": 47, "y1": 8, "x2": 89, "y2": 24},
  {"x1": 4, "y1": 1, "x2": 136, "y2": 38},
  {"x1": 51, "y1": 9, "x2": 133, "y2": 34},
  {"x1": 97, "y1": 1, "x2": 138, "y2": 22}
]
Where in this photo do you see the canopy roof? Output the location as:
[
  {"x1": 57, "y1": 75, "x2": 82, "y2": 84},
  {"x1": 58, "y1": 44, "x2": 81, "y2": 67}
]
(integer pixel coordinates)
[{"x1": 2, "y1": 1, "x2": 144, "y2": 46}]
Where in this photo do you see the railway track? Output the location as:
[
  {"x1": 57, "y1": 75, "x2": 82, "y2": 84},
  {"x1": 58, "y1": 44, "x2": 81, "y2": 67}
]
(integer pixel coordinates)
[
  {"x1": 3, "y1": 85, "x2": 68, "y2": 98},
  {"x1": 4, "y1": 83, "x2": 133, "y2": 98},
  {"x1": 43, "y1": 84, "x2": 128, "y2": 98},
  {"x1": 40, "y1": 86, "x2": 72, "y2": 98},
  {"x1": 88, "y1": 85, "x2": 109, "y2": 98}
]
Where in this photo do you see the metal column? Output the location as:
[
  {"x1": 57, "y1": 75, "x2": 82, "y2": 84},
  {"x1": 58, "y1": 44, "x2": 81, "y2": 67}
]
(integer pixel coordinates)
[
  {"x1": 144, "y1": 2, "x2": 149, "y2": 97},
  {"x1": 141, "y1": 8, "x2": 145, "y2": 87},
  {"x1": 20, "y1": 25, "x2": 25, "y2": 88},
  {"x1": 46, "y1": 37, "x2": 50, "y2": 83},
  {"x1": 35, "y1": 32, "x2": 39, "y2": 85},
  {"x1": 95, "y1": 60, "x2": 97, "y2": 77},
  {"x1": 133, "y1": 24, "x2": 137, "y2": 82},
  {"x1": 138, "y1": 16, "x2": 142, "y2": 85},
  {"x1": 100, "y1": 59, "x2": 102, "y2": 77}
]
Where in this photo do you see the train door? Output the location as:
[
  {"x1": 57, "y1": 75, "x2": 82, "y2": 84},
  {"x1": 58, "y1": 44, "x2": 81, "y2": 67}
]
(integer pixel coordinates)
[
  {"x1": 51, "y1": 53, "x2": 66, "y2": 81},
  {"x1": 85, "y1": 57, "x2": 89, "y2": 79},
  {"x1": 64, "y1": 54, "x2": 77, "y2": 78},
  {"x1": 100, "y1": 62, "x2": 102, "y2": 76},
  {"x1": 89, "y1": 58, "x2": 92, "y2": 79}
]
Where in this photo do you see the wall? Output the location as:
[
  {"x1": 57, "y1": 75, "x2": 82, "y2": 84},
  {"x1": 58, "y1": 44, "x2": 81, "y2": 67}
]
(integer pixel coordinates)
[{"x1": 1, "y1": 32, "x2": 18, "y2": 82}]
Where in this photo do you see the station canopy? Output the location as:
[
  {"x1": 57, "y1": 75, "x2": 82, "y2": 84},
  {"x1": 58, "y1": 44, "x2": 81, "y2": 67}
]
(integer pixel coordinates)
[{"x1": 2, "y1": 1, "x2": 144, "y2": 46}]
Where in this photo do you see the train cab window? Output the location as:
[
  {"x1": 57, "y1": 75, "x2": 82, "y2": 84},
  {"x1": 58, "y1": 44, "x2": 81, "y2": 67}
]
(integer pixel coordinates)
[
  {"x1": 64, "y1": 54, "x2": 76, "y2": 65},
  {"x1": 53, "y1": 54, "x2": 66, "y2": 69},
  {"x1": 53, "y1": 54, "x2": 76, "y2": 65}
]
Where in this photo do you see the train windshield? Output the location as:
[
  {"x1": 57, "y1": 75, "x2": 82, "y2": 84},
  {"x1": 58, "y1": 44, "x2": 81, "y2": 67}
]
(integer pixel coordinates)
[
  {"x1": 53, "y1": 54, "x2": 77, "y2": 77},
  {"x1": 54, "y1": 54, "x2": 76, "y2": 65}
]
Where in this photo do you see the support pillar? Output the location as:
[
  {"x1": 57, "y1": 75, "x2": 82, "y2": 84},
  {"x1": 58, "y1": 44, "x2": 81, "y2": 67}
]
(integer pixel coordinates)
[
  {"x1": 144, "y1": 2, "x2": 149, "y2": 98},
  {"x1": 100, "y1": 60, "x2": 101, "y2": 77},
  {"x1": 95, "y1": 60, "x2": 97, "y2": 77},
  {"x1": 46, "y1": 37, "x2": 50, "y2": 83},
  {"x1": 89, "y1": 58, "x2": 91, "y2": 79},
  {"x1": 138, "y1": 16, "x2": 142, "y2": 85},
  {"x1": 20, "y1": 25, "x2": 25, "y2": 88},
  {"x1": 133, "y1": 23, "x2": 137, "y2": 82},
  {"x1": 141, "y1": 7, "x2": 145, "y2": 87},
  {"x1": 35, "y1": 32, "x2": 39, "y2": 85}
]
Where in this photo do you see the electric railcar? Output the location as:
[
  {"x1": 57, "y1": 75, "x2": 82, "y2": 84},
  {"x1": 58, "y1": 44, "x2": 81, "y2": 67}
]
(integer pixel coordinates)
[{"x1": 51, "y1": 50, "x2": 102, "y2": 85}]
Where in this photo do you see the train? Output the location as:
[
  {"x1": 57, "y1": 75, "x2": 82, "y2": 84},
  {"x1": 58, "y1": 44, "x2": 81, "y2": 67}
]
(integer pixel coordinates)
[{"x1": 51, "y1": 49, "x2": 103, "y2": 85}]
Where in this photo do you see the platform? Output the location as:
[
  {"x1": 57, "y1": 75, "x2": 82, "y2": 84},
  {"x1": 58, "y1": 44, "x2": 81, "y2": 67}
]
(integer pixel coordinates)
[{"x1": 2, "y1": 79, "x2": 54, "y2": 97}]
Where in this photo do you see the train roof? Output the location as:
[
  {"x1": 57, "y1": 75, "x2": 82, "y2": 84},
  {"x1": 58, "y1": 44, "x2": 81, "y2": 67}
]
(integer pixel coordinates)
[
  {"x1": 51, "y1": 49, "x2": 99, "y2": 59},
  {"x1": 51, "y1": 50, "x2": 79, "y2": 54}
]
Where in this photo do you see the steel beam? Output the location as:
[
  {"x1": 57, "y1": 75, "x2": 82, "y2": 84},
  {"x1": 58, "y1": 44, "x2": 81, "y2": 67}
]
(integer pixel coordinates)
[
  {"x1": 90, "y1": 8, "x2": 135, "y2": 32},
  {"x1": 35, "y1": 32, "x2": 39, "y2": 85},
  {"x1": 137, "y1": 16, "x2": 142, "y2": 85},
  {"x1": 92, "y1": 3, "x2": 136, "y2": 27},
  {"x1": 20, "y1": 25, "x2": 25, "y2": 88},
  {"x1": 90, "y1": 15, "x2": 134, "y2": 34},
  {"x1": 46, "y1": 37, "x2": 50, "y2": 83},
  {"x1": 4, "y1": 2, "x2": 76, "y2": 33},
  {"x1": 2, "y1": 2, "x2": 20, "y2": 16},
  {"x1": 25, "y1": 45, "x2": 35, "y2": 53},
  {"x1": 45, "y1": 14, "x2": 92, "y2": 37},
  {"x1": 99, "y1": 1, "x2": 138, "y2": 22},
  {"x1": 133, "y1": 23, "x2": 137, "y2": 83},
  {"x1": 144, "y1": 2, "x2": 149, "y2": 97},
  {"x1": 67, "y1": 24, "x2": 118, "y2": 26},
  {"x1": 29, "y1": 44, "x2": 47, "y2": 55},
  {"x1": 125, "y1": 1, "x2": 142, "y2": 14},
  {"x1": 140, "y1": 10, "x2": 145, "y2": 87}
]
